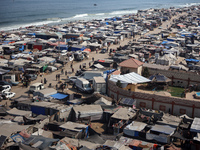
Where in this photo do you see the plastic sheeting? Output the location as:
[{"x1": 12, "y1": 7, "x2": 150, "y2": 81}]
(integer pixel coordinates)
[
  {"x1": 190, "y1": 117, "x2": 200, "y2": 133},
  {"x1": 50, "y1": 93, "x2": 68, "y2": 100},
  {"x1": 109, "y1": 72, "x2": 151, "y2": 84}
]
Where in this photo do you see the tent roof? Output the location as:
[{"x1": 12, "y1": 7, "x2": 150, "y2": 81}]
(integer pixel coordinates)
[
  {"x1": 59, "y1": 121, "x2": 88, "y2": 131},
  {"x1": 151, "y1": 124, "x2": 175, "y2": 135},
  {"x1": 124, "y1": 121, "x2": 147, "y2": 131},
  {"x1": 50, "y1": 93, "x2": 68, "y2": 100},
  {"x1": 110, "y1": 72, "x2": 151, "y2": 84},
  {"x1": 149, "y1": 73, "x2": 171, "y2": 83},
  {"x1": 190, "y1": 117, "x2": 200, "y2": 133},
  {"x1": 111, "y1": 107, "x2": 136, "y2": 120},
  {"x1": 7, "y1": 108, "x2": 31, "y2": 116}
]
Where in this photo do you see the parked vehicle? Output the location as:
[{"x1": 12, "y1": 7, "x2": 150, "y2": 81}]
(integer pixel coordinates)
[
  {"x1": 69, "y1": 76, "x2": 78, "y2": 85},
  {"x1": 100, "y1": 48, "x2": 106, "y2": 54},
  {"x1": 74, "y1": 78, "x2": 93, "y2": 94},
  {"x1": 0, "y1": 85, "x2": 11, "y2": 93},
  {"x1": 2, "y1": 92, "x2": 15, "y2": 99},
  {"x1": 25, "y1": 74, "x2": 37, "y2": 81},
  {"x1": 0, "y1": 81, "x2": 12, "y2": 87},
  {"x1": 29, "y1": 82, "x2": 44, "y2": 93}
]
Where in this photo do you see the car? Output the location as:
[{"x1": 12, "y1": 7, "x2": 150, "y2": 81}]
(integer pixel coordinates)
[
  {"x1": 0, "y1": 81, "x2": 12, "y2": 87},
  {"x1": 24, "y1": 74, "x2": 37, "y2": 81},
  {"x1": 158, "y1": 26, "x2": 162, "y2": 29},
  {"x1": 100, "y1": 49, "x2": 106, "y2": 54},
  {"x1": 0, "y1": 85, "x2": 11, "y2": 93},
  {"x1": 65, "y1": 76, "x2": 78, "y2": 85},
  {"x1": 2, "y1": 92, "x2": 15, "y2": 99}
]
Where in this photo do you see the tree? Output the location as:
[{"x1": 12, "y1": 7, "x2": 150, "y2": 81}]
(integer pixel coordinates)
[{"x1": 142, "y1": 67, "x2": 150, "y2": 77}]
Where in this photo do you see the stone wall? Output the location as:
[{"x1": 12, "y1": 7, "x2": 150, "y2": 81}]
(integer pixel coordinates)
[{"x1": 108, "y1": 80, "x2": 200, "y2": 118}]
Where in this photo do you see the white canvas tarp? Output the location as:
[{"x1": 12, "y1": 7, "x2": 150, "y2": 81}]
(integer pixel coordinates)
[
  {"x1": 190, "y1": 117, "x2": 200, "y2": 133},
  {"x1": 109, "y1": 72, "x2": 151, "y2": 84}
]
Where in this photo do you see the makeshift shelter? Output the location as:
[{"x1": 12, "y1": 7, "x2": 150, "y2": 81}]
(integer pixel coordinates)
[
  {"x1": 109, "y1": 72, "x2": 151, "y2": 91},
  {"x1": 71, "y1": 105, "x2": 103, "y2": 122},
  {"x1": 190, "y1": 117, "x2": 200, "y2": 133},
  {"x1": 156, "y1": 53, "x2": 177, "y2": 66},
  {"x1": 148, "y1": 73, "x2": 171, "y2": 90},
  {"x1": 7, "y1": 108, "x2": 32, "y2": 117},
  {"x1": 59, "y1": 121, "x2": 89, "y2": 139},
  {"x1": 123, "y1": 121, "x2": 147, "y2": 137},
  {"x1": 33, "y1": 88, "x2": 57, "y2": 98},
  {"x1": 93, "y1": 77, "x2": 106, "y2": 94}
]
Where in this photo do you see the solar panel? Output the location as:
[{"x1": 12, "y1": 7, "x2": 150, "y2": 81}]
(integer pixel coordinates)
[{"x1": 121, "y1": 98, "x2": 135, "y2": 106}]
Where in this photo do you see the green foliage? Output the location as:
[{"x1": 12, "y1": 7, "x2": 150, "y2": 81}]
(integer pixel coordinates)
[{"x1": 167, "y1": 86, "x2": 185, "y2": 97}]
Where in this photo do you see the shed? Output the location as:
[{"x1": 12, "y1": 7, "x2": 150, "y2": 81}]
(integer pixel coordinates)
[
  {"x1": 123, "y1": 121, "x2": 147, "y2": 137},
  {"x1": 72, "y1": 105, "x2": 103, "y2": 121},
  {"x1": 111, "y1": 107, "x2": 136, "y2": 121},
  {"x1": 93, "y1": 77, "x2": 106, "y2": 94},
  {"x1": 7, "y1": 108, "x2": 32, "y2": 116},
  {"x1": 33, "y1": 88, "x2": 57, "y2": 97}
]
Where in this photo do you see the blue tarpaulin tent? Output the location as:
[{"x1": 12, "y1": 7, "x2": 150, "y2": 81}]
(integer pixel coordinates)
[
  {"x1": 185, "y1": 59, "x2": 200, "y2": 63},
  {"x1": 50, "y1": 93, "x2": 68, "y2": 100},
  {"x1": 19, "y1": 45, "x2": 25, "y2": 51},
  {"x1": 161, "y1": 41, "x2": 168, "y2": 44},
  {"x1": 56, "y1": 45, "x2": 68, "y2": 50},
  {"x1": 103, "y1": 69, "x2": 115, "y2": 75}
]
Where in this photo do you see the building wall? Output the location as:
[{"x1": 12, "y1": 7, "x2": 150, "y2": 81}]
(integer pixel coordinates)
[
  {"x1": 146, "y1": 68, "x2": 200, "y2": 88},
  {"x1": 137, "y1": 66, "x2": 143, "y2": 75},
  {"x1": 108, "y1": 80, "x2": 200, "y2": 118},
  {"x1": 121, "y1": 66, "x2": 142, "y2": 75}
]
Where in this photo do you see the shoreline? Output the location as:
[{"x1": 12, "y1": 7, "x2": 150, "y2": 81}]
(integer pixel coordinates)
[{"x1": 0, "y1": 3, "x2": 199, "y2": 32}]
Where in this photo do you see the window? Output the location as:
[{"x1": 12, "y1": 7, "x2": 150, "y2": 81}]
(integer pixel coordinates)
[
  {"x1": 140, "y1": 102, "x2": 146, "y2": 108},
  {"x1": 159, "y1": 105, "x2": 166, "y2": 111},
  {"x1": 180, "y1": 109, "x2": 186, "y2": 114}
]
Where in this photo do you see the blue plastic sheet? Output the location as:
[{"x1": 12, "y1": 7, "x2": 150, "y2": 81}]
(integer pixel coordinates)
[{"x1": 50, "y1": 93, "x2": 68, "y2": 99}]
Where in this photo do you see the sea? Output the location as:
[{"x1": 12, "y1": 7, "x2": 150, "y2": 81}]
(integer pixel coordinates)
[{"x1": 0, "y1": 0, "x2": 200, "y2": 31}]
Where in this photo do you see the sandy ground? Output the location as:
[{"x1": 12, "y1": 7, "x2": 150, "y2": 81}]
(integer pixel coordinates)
[{"x1": 0, "y1": 11, "x2": 190, "y2": 106}]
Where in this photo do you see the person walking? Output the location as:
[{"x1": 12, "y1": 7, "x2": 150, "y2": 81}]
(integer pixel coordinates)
[
  {"x1": 65, "y1": 70, "x2": 68, "y2": 76},
  {"x1": 56, "y1": 74, "x2": 58, "y2": 81},
  {"x1": 72, "y1": 68, "x2": 74, "y2": 73},
  {"x1": 61, "y1": 69, "x2": 64, "y2": 74},
  {"x1": 44, "y1": 78, "x2": 47, "y2": 84},
  {"x1": 58, "y1": 74, "x2": 60, "y2": 81},
  {"x1": 79, "y1": 64, "x2": 81, "y2": 69}
]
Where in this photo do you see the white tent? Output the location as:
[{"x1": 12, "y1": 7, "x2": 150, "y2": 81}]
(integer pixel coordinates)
[{"x1": 109, "y1": 72, "x2": 151, "y2": 84}]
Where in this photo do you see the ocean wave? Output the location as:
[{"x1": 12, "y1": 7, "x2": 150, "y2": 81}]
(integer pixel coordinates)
[
  {"x1": 73, "y1": 14, "x2": 88, "y2": 18},
  {"x1": 110, "y1": 10, "x2": 137, "y2": 15},
  {"x1": 178, "y1": 3, "x2": 200, "y2": 8},
  {"x1": 95, "y1": 13, "x2": 105, "y2": 16},
  {"x1": 1, "y1": 2, "x2": 200, "y2": 32},
  {"x1": 0, "y1": 19, "x2": 63, "y2": 31}
]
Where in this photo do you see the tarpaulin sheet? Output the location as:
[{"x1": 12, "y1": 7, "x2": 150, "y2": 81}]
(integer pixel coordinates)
[{"x1": 50, "y1": 93, "x2": 68, "y2": 100}]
